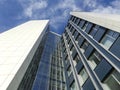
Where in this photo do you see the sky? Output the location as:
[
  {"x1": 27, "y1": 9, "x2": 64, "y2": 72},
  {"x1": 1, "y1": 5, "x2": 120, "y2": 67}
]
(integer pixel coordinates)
[{"x1": 0, "y1": 0, "x2": 120, "y2": 34}]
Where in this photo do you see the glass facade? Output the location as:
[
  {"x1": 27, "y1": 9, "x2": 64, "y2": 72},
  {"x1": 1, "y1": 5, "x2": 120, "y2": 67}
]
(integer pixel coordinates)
[
  {"x1": 89, "y1": 25, "x2": 99, "y2": 37},
  {"x1": 103, "y1": 70, "x2": 120, "y2": 90},
  {"x1": 70, "y1": 81, "x2": 77, "y2": 90},
  {"x1": 49, "y1": 42, "x2": 66, "y2": 90},
  {"x1": 16, "y1": 13, "x2": 120, "y2": 90},
  {"x1": 78, "y1": 68, "x2": 88, "y2": 86},
  {"x1": 18, "y1": 30, "x2": 48, "y2": 90},
  {"x1": 32, "y1": 31, "x2": 66, "y2": 90},
  {"x1": 100, "y1": 30, "x2": 119, "y2": 49},
  {"x1": 73, "y1": 54, "x2": 79, "y2": 65},
  {"x1": 61, "y1": 14, "x2": 120, "y2": 90},
  {"x1": 67, "y1": 66, "x2": 72, "y2": 76},
  {"x1": 88, "y1": 51, "x2": 103, "y2": 69},
  {"x1": 81, "y1": 40, "x2": 89, "y2": 52}
]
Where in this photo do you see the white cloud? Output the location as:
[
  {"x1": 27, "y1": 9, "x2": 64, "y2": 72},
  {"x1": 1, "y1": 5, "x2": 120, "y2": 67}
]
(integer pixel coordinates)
[
  {"x1": 19, "y1": 0, "x2": 48, "y2": 17},
  {"x1": 25, "y1": 1, "x2": 47, "y2": 17},
  {"x1": 83, "y1": 0, "x2": 97, "y2": 8},
  {"x1": 111, "y1": 0, "x2": 120, "y2": 9},
  {"x1": 48, "y1": 0, "x2": 81, "y2": 29},
  {"x1": 92, "y1": 6, "x2": 120, "y2": 14},
  {"x1": 86, "y1": 0, "x2": 120, "y2": 14},
  {"x1": 57, "y1": 0, "x2": 80, "y2": 11},
  {"x1": 18, "y1": 0, "x2": 120, "y2": 33},
  {"x1": 18, "y1": 0, "x2": 81, "y2": 31}
]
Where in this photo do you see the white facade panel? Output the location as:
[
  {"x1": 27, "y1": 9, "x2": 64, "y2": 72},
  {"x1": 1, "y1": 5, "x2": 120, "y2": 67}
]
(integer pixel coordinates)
[
  {"x1": 0, "y1": 20, "x2": 49, "y2": 90},
  {"x1": 70, "y1": 12, "x2": 120, "y2": 33}
]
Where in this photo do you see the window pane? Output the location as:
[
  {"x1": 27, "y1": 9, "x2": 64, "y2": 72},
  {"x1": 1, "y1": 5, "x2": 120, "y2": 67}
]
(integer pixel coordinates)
[
  {"x1": 82, "y1": 22, "x2": 89, "y2": 31},
  {"x1": 103, "y1": 70, "x2": 120, "y2": 90},
  {"x1": 70, "y1": 82, "x2": 77, "y2": 90},
  {"x1": 67, "y1": 66, "x2": 72, "y2": 76},
  {"x1": 88, "y1": 51, "x2": 102, "y2": 69},
  {"x1": 81, "y1": 41, "x2": 89, "y2": 52},
  {"x1": 101, "y1": 35, "x2": 114, "y2": 49},
  {"x1": 78, "y1": 68, "x2": 88, "y2": 86},
  {"x1": 74, "y1": 55, "x2": 79, "y2": 64},
  {"x1": 89, "y1": 25, "x2": 99, "y2": 37}
]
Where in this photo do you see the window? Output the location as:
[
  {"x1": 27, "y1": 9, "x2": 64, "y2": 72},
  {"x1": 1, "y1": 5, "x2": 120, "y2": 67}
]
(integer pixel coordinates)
[
  {"x1": 73, "y1": 54, "x2": 79, "y2": 66},
  {"x1": 100, "y1": 30, "x2": 119, "y2": 49},
  {"x1": 88, "y1": 51, "x2": 103, "y2": 69},
  {"x1": 67, "y1": 66, "x2": 72, "y2": 76},
  {"x1": 78, "y1": 20, "x2": 85, "y2": 28},
  {"x1": 70, "y1": 45, "x2": 75, "y2": 52},
  {"x1": 67, "y1": 37, "x2": 70, "y2": 44},
  {"x1": 81, "y1": 22, "x2": 89, "y2": 31},
  {"x1": 72, "y1": 29, "x2": 76, "y2": 35},
  {"x1": 67, "y1": 23, "x2": 71, "y2": 29},
  {"x1": 73, "y1": 31, "x2": 79, "y2": 40},
  {"x1": 74, "y1": 54, "x2": 79, "y2": 64},
  {"x1": 89, "y1": 25, "x2": 99, "y2": 37},
  {"x1": 72, "y1": 17, "x2": 75, "y2": 22},
  {"x1": 74, "y1": 17, "x2": 78, "y2": 23},
  {"x1": 65, "y1": 55, "x2": 68, "y2": 64},
  {"x1": 70, "y1": 81, "x2": 77, "y2": 90},
  {"x1": 73, "y1": 17, "x2": 77, "y2": 23},
  {"x1": 70, "y1": 26, "x2": 74, "y2": 33},
  {"x1": 81, "y1": 40, "x2": 89, "y2": 52},
  {"x1": 76, "y1": 35, "x2": 81, "y2": 42},
  {"x1": 70, "y1": 16, "x2": 74, "y2": 21},
  {"x1": 62, "y1": 84, "x2": 66, "y2": 90},
  {"x1": 103, "y1": 70, "x2": 120, "y2": 90},
  {"x1": 76, "y1": 18, "x2": 81, "y2": 25},
  {"x1": 66, "y1": 33, "x2": 69, "y2": 40},
  {"x1": 78, "y1": 68, "x2": 88, "y2": 86},
  {"x1": 77, "y1": 19, "x2": 81, "y2": 26},
  {"x1": 73, "y1": 30, "x2": 76, "y2": 37}
]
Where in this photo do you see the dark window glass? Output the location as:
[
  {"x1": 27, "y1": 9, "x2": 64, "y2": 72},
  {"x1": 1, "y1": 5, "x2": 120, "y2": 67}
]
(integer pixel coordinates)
[
  {"x1": 78, "y1": 68, "x2": 88, "y2": 86},
  {"x1": 100, "y1": 30, "x2": 119, "y2": 49},
  {"x1": 89, "y1": 25, "x2": 99, "y2": 37},
  {"x1": 81, "y1": 22, "x2": 89, "y2": 31},
  {"x1": 88, "y1": 51, "x2": 103, "y2": 69},
  {"x1": 103, "y1": 70, "x2": 120, "y2": 90},
  {"x1": 81, "y1": 40, "x2": 89, "y2": 52},
  {"x1": 70, "y1": 81, "x2": 77, "y2": 90}
]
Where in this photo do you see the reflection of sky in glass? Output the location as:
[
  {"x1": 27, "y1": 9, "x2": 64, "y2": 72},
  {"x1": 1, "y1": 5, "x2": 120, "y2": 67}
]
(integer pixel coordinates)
[
  {"x1": 101, "y1": 35, "x2": 114, "y2": 49},
  {"x1": 32, "y1": 31, "x2": 60, "y2": 90}
]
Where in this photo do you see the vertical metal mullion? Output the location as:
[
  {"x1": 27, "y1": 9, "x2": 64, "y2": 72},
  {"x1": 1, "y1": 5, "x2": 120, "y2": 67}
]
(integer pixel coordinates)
[
  {"x1": 70, "y1": 21, "x2": 120, "y2": 74},
  {"x1": 63, "y1": 34, "x2": 82, "y2": 90},
  {"x1": 66, "y1": 28, "x2": 103, "y2": 90}
]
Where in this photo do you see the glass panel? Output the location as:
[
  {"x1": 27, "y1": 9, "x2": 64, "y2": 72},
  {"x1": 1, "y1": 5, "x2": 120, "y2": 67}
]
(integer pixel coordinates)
[
  {"x1": 101, "y1": 30, "x2": 119, "y2": 49},
  {"x1": 82, "y1": 22, "x2": 89, "y2": 31},
  {"x1": 74, "y1": 55, "x2": 79, "y2": 64},
  {"x1": 103, "y1": 70, "x2": 120, "y2": 90},
  {"x1": 88, "y1": 51, "x2": 102, "y2": 69},
  {"x1": 67, "y1": 66, "x2": 72, "y2": 76},
  {"x1": 89, "y1": 25, "x2": 99, "y2": 37},
  {"x1": 70, "y1": 81, "x2": 77, "y2": 90},
  {"x1": 81, "y1": 40, "x2": 89, "y2": 52},
  {"x1": 101, "y1": 34, "x2": 115, "y2": 49},
  {"x1": 78, "y1": 68, "x2": 88, "y2": 86}
]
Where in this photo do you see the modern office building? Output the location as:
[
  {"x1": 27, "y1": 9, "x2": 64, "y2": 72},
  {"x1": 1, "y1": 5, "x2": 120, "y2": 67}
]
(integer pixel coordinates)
[
  {"x1": 0, "y1": 20, "x2": 66, "y2": 90},
  {"x1": 0, "y1": 20, "x2": 49, "y2": 90},
  {"x1": 0, "y1": 12, "x2": 120, "y2": 90},
  {"x1": 32, "y1": 32, "x2": 66, "y2": 90},
  {"x1": 61, "y1": 12, "x2": 120, "y2": 90}
]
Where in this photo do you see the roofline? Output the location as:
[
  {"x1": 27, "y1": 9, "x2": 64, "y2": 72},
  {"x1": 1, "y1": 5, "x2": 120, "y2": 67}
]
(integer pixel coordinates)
[
  {"x1": 70, "y1": 12, "x2": 120, "y2": 33},
  {"x1": 50, "y1": 31, "x2": 61, "y2": 37}
]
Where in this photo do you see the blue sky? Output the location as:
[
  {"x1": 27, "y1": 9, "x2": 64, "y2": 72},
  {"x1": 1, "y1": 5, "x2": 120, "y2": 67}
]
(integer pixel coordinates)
[{"x1": 0, "y1": 0, "x2": 120, "y2": 34}]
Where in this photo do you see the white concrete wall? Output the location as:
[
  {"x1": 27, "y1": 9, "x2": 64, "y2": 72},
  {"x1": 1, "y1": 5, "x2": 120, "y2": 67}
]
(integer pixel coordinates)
[
  {"x1": 70, "y1": 12, "x2": 120, "y2": 33},
  {"x1": 0, "y1": 20, "x2": 49, "y2": 90}
]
